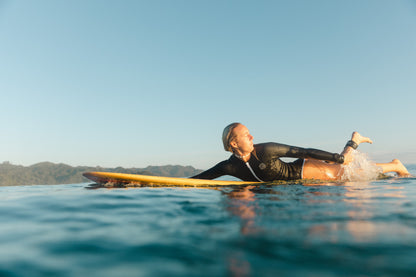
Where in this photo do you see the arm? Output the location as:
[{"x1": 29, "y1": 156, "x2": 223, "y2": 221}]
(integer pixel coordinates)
[
  {"x1": 261, "y1": 143, "x2": 345, "y2": 163},
  {"x1": 190, "y1": 161, "x2": 228, "y2": 180}
]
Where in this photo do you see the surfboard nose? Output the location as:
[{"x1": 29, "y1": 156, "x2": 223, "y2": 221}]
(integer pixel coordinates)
[{"x1": 83, "y1": 172, "x2": 99, "y2": 182}]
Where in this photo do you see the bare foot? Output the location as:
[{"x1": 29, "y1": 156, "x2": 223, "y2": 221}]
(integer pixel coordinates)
[
  {"x1": 351, "y1": 132, "x2": 373, "y2": 145},
  {"x1": 392, "y1": 159, "x2": 411, "y2": 177}
]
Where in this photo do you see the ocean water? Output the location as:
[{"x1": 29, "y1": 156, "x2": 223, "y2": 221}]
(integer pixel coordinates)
[{"x1": 1, "y1": 165, "x2": 416, "y2": 277}]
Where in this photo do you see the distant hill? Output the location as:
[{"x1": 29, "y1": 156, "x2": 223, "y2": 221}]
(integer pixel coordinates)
[{"x1": 0, "y1": 162, "x2": 202, "y2": 186}]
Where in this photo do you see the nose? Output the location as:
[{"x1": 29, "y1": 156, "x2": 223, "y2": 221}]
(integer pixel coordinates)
[{"x1": 249, "y1": 134, "x2": 253, "y2": 141}]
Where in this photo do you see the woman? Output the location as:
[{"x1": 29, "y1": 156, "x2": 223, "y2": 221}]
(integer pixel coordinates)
[{"x1": 191, "y1": 123, "x2": 410, "y2": 182}]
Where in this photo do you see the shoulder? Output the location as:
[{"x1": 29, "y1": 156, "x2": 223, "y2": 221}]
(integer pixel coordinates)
[
  {"x1": 209, "y1": 156, "x2": 241, "y2": 175},
  {"x1": 213, "y1": 156, "x2": 235, "y2": 169}
]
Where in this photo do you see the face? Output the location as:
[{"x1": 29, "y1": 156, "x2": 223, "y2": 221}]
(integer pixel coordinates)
[{"x1": 230, "y1": 124, "x2": 254, "y2": 154}]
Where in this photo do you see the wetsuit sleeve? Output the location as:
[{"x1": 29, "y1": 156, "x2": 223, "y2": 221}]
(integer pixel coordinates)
[
  {"x1": 190, "y1": 161, "x2": 228, "y2": 180},
  {"x1": 262, "y1": 143, "x2": 345, "y2": 164}
]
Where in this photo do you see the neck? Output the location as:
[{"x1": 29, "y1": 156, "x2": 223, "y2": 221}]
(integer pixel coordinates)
[{"x1": 234, "y1": 152, "x2": 251, "y2": 161}]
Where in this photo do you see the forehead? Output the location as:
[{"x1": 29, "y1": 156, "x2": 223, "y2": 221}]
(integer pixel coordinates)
[{"x1": 233, "y1": 124, "x2": 250, "y2": 135}]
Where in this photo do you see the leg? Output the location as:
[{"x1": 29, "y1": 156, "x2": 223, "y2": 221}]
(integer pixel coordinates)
[
  {"x1": 341, "y1": 132, "x2": 373, "y2": 164},
  {"x1": 303, "y1": 158, "x2": 411, "y2": 180},
  {"x1": 302, "y1": 132, "x2": 373, "y2": 181},
  {"x1": 341, "y1": 132, "x2": 410, "y2": 176},
  {"x1": 302, "y1": 132, "x2": 410, "y2": 180},
  {"x1": 376, "y1": 159, "x2": 410, "y2": 177},
  {"x1": 303, "y1": 157, "x2": 411, "y2": 180}
]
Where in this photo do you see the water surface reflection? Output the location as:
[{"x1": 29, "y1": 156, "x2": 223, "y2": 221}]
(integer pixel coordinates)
[{"x1": 219, "y1": 180, "x2": 415, "y2": 276}]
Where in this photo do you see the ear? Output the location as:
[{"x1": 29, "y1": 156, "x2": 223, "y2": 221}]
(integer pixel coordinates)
[{"x1": 230, "y1": 140, "x2": 238, "y2": 149}]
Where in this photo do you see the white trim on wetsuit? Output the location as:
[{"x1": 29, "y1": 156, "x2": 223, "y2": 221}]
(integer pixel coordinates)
[
  {"x1": 245, "y1": 162, "x2": 264, "y2": 182},
  {"x1": 301, "y1": 159, "x2": 305, "y2": 179}
]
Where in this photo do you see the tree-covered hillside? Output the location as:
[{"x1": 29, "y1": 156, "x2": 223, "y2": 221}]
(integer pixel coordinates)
[{"x1": 0, "y1": 162, "x2": 202, "y2": 186}]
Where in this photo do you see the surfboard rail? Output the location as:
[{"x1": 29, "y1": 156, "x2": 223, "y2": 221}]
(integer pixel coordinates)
[{"x1": 83, "y1": 171, "x2": 262, "y2": 187}]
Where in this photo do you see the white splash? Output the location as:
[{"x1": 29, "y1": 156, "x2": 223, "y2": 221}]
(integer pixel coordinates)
[{"x1": 340, "y1": 150, "x2": 382, "y2": 181}]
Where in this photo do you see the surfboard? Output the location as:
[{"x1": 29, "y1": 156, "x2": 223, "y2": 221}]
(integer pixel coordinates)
[{"x1": 83, "y1": 171, "x2": 262, "y2": 187}]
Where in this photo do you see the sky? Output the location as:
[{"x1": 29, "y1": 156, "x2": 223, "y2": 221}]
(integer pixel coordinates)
[{"x1": 0, "y1": 0, "x2": 415, "y2": 169}]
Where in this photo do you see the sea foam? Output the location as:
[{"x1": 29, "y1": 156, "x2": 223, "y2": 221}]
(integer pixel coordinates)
[{"x1": 341, "y1": 150, "x2": 382, "y2": 181}]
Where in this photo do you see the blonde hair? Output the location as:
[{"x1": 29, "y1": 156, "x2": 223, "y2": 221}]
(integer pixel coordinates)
[{"x1": 222, "y1": 122, "x2": 241, "y2": 152}]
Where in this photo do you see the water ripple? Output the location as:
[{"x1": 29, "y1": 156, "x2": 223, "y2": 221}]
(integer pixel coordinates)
[{"x1": 1, "y1": 177, "x2": 416, "y2": 276}]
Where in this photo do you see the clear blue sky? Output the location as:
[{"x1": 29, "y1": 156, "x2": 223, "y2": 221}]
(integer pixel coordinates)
[{"x1": 1, "y1": 0, "x2": 415, "y2": 169}]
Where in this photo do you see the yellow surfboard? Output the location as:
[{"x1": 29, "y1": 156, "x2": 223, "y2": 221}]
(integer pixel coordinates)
[{"x1": 83, "y1": 171, "x2": 262, "y2": 187}]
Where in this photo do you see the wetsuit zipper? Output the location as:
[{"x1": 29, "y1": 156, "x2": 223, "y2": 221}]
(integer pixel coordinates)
[{"x1": 245, "y1": 162, "x2": 264, "y2": 182}]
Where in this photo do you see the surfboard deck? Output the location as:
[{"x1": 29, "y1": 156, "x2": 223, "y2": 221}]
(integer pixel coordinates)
[{"x1": 83, "y1": 171, "x2": 262, "y2": 187}]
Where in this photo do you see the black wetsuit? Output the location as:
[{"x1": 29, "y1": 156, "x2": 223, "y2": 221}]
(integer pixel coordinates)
[{"x1": 191, "y1": 143, "x2": 344, "y2": 182}]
